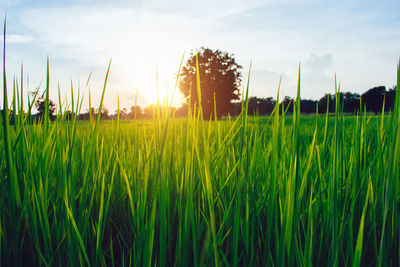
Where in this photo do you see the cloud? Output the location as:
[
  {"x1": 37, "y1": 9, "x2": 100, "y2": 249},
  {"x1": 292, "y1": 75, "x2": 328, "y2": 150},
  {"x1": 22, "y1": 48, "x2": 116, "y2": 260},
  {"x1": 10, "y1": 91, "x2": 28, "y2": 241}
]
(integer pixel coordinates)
[
  {"x1": 304, "y1": 54, "x2": 332, "y2": 72},
  {"x1": 15, "y1": 3, "x2": 265, "y2": 110},
  {"x1": 1, "y1": 0, "x2": 399, "y2": 110},
  {"x1": 0, "y1": 34, "x2": 33, "y2": 43},
  {"x1": 250, "y1": 69, "x2": 289, "y2": 98},
  {"x1": 302, "y1": 53, "x2": 334, "y2": 99}
]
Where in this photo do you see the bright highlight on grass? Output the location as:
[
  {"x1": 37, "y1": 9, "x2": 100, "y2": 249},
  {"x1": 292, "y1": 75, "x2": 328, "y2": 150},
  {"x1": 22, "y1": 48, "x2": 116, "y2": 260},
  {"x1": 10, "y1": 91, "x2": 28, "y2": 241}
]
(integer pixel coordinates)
[{"x1": 1, "y1": 20, "x2": 400, "y2": 266}]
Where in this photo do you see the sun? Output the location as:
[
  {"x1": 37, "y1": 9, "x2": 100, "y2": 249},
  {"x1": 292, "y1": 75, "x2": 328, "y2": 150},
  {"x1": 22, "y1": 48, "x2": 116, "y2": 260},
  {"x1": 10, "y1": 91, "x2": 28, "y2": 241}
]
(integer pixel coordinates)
[
  {"x1": 141, "y1": 83, "x2": 185, "y2": 108},
  {"x1": 114, "y1": 44, "x2": 187, "y2": 108}
]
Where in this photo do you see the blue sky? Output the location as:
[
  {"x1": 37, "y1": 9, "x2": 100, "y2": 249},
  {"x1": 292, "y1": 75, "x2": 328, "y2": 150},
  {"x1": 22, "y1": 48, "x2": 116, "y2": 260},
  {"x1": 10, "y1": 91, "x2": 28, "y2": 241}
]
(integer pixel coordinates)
[{"x1": 1, "y1": 0, "x2": 399, "y2": 111}]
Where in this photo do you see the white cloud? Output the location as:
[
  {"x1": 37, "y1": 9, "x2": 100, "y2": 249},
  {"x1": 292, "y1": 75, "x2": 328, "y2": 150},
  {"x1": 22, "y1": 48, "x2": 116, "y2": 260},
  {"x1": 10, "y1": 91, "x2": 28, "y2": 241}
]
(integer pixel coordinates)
[
  {"x1": 301, "y1": 54, "x2": 334, "y2": 99},
  {"x1": 16, "y1": 4, "x2": 265, "y2": 109},
  {"x1": 0, "y1": 34, "x2": 33, "y2": 43},
  {"x1": 1, "y1": 0, "x2": 398, "y2": 110},
  {"x1": 249, "y1": 69, "x2": 290, "y2": 98}
]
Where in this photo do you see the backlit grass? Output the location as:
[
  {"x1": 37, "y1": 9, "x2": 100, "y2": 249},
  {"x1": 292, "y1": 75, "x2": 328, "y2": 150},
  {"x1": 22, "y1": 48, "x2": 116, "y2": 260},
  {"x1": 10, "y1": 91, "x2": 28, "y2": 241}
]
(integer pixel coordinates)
[{"x1": 1, "y1": 25, "x2": 400, "y2": 266}]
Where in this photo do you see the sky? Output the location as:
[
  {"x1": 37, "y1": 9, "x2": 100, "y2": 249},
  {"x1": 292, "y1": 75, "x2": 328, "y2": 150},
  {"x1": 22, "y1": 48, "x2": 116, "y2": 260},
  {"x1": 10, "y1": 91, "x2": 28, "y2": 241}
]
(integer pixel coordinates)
[{"x1": 1, "y1": 0, "x2": 399, "y2": 112}]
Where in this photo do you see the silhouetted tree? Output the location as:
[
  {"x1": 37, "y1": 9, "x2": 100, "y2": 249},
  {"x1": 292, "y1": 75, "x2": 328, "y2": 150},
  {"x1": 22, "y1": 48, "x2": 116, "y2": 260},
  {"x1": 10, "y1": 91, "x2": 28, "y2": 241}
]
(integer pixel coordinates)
[
  {"x1": 129, "y1": 105, "x2": 143, "y2": 119},
  {"x1": 248, "y1": 96, "x2": 276, "y2": 115},
  {"x1": 231, "y1": 102, "x2": 242, "y2": 116},
  {"x1": 78, "y1": 108, "x2": 91, "y2": 120},
  {"x1": 99, "y1": 107, "x2": 110, "y2": 119},
  {"x1": 300, "y1": 99, "x2": 317, "y2": 113},
  {"x1": 317, "y1": 94, "x2": 335, "y2": 114},
  {"x1": 179, "y1": 47, "x2": 242, "y2": 119},
  {"x1": 114, "y1": 108, "x2": 128, "y2": 119},
  {"x1": 78, "y1": 107, "x2": 110, "y2": 120},
  {"x1": 34, "y1": 96, "x2": 57, "y2": 120},
  {"x1": 280, "y1": 96, "x2": 293, "y2": 113},
  {"x1": 64, "y1": 110, "x2": 73, "y2": 121},
  {"x1": 386, "y1": 86, "x2": 397, "y2": 110},
  {"x1": 341, "y1": 92, "x2": 360, "y2": 113},
  {"x1": 361, "y1": 86, "x2": 386, "y2": 113}
]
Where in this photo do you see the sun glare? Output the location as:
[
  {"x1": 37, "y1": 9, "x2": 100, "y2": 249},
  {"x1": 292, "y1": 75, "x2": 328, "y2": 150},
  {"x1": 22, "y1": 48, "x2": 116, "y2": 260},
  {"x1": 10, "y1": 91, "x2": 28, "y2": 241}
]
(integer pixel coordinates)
[{"x1": 141, "y1": 83, "x2": 184, "y2": 107}]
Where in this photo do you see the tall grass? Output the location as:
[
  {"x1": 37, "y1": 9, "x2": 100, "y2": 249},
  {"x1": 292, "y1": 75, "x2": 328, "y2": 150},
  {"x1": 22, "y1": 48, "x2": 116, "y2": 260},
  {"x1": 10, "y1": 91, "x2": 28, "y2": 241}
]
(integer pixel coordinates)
[{"x1": 1, "y1": 21, "x2": 400, "y2": 265}]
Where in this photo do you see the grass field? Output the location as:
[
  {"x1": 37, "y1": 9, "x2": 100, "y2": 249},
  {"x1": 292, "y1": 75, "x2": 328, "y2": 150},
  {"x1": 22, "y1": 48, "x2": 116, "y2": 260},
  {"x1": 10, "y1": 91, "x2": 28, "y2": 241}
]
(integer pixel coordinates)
[{"x1": 1, "y1": 49, "x2": 400, "y2": 266}]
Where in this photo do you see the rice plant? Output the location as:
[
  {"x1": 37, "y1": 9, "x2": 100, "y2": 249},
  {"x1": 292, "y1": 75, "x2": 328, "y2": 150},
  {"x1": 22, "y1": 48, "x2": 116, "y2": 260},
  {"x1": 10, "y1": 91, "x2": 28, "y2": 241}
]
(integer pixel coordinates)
[{"x1": 1, "y1": 21, "x2": 400, "y2": 266}]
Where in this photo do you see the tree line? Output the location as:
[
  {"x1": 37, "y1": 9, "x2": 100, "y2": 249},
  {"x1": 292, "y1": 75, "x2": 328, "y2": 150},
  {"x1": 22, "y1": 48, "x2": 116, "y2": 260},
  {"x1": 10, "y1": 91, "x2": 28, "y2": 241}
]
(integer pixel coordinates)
[
  {"x1": 245, "y1": 85, "x2": 397, "y2": 116},
  {"x1": 28, "y1": 84, "x2": 396, "y2": 122},
  {"x1": 3, "y1": 47, "x2": 398, "y2": 121}
]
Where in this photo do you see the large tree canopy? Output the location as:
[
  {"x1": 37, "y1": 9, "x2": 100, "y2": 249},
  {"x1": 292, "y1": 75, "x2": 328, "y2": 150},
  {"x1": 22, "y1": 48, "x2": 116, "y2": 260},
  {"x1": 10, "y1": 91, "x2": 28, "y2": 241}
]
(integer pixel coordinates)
[{"x1": 179, "y1": 47, "x2": 242, "y2": 118}]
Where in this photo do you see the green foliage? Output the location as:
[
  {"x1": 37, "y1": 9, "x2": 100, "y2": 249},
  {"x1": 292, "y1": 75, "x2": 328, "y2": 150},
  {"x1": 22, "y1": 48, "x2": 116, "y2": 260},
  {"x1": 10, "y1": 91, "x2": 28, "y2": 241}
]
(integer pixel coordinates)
[{"x1": 179, "y1": 47, "x2": 242, "y2": 119}]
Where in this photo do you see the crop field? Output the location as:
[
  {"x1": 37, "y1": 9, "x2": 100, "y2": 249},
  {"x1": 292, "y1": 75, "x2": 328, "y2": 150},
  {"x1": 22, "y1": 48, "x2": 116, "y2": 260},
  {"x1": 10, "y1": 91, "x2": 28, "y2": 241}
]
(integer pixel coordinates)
[{"x1": 1, "y1": 55, "x2": 400, "y2": 267}]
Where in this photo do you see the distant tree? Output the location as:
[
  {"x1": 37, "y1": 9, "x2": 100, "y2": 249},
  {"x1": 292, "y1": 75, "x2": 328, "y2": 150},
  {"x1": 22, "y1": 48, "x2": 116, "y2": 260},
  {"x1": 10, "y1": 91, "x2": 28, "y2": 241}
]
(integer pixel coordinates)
[
  {"x1": 123, "y1": 108, "x2": 128, "y2": 118},
  {"x1": 64, "y1": 110, "x2": 73, "y2": 121},
  {"x1": 248, "y1": 96, "x2": 276, "y2": 115},
  {"x1": 280, "y1": 96, "x2": 293, "y2": 113},
  {"x1": 300, "y1": 99, "x2": 317, "y2": 113},
  {"x1": 143, "y1": 105, "x2": 154, "y2": 118},
  {"x1": 129, "y1": 105, "x2": 143, "y2": 119},
  {"x1": 175, "y1": 104, "x2": 188, "y2": 117},
  {"x1": 100, "y1": 107, "x2": 110, "y2": 119},
  {"x1": 179, "y1": 47, "x2": 242, "y2": 119},
  {"x1": 386, "y1": 86, "x2": 397, "y2": 111},
  {"x1": 114, "y1": 108, "x2": 128, "y2": 119},
  {"x1": 341, "y1": 92, "x2": 360, "y2": 113},
  {"x1": 141, "y1": 105, "x2": 176, "y2": 119},
  {"x1": 361, "y1": 86, "x2": 386, "y2": 113},
  {"x1": 78, "y1": 107, "x2": 94, "y2": 120},
  {"x1": 78, "y1": 106, "x2": 110, "y2": 120},
  {"x1": 89, "y1": 107, "x2": 96, "y2": 115},
  {"x1": 318, "y1": 94, "x2": 335, "y2": 113},
  {"x1": 231, "y1": 102, "x2": 242, "y2": 116},
  {"x1": 33, "y1": 93, "x2": 57, "y2": 119}
]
